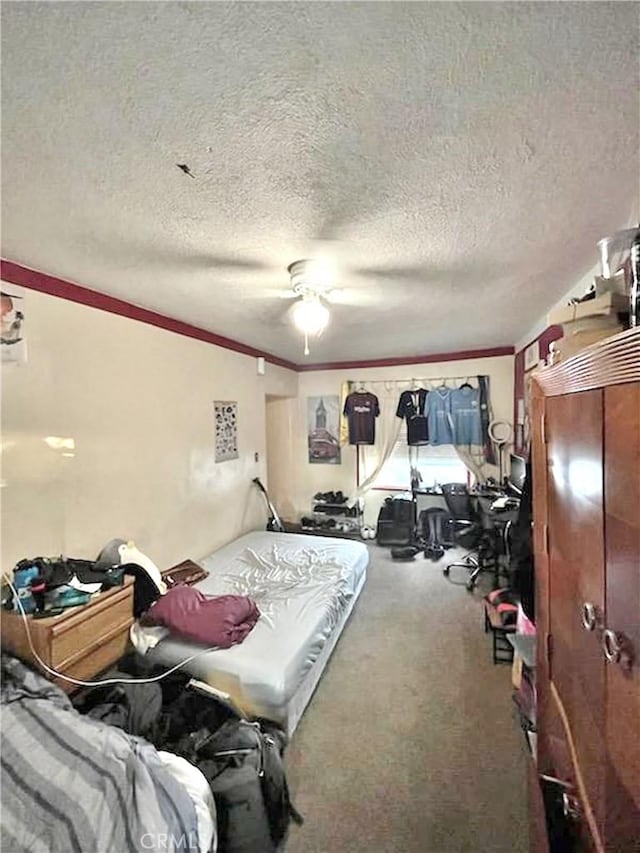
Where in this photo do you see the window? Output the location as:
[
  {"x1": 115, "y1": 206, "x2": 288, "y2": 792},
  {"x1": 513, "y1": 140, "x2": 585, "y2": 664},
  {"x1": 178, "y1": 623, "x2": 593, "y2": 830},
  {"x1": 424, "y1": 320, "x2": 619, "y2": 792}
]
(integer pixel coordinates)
[{"x1": 372, "y1": 439, "x2": 469, "y2": 490}]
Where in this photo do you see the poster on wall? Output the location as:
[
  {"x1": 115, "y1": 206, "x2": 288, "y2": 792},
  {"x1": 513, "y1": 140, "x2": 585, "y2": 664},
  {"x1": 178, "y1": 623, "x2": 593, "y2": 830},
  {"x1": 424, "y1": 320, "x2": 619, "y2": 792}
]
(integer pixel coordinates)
[
  {"x1": 1, "y1": 285, "x2": 27, "y2": 366},
  {"x1": 524, "y1": 340, "x2": 540, "y2": 372},
  {"x1": 214, "y1": 401, "x2": 238, "y2": 462},
  {"x1": 307, "y1": 395, "x2": 341, "y2": 464}
]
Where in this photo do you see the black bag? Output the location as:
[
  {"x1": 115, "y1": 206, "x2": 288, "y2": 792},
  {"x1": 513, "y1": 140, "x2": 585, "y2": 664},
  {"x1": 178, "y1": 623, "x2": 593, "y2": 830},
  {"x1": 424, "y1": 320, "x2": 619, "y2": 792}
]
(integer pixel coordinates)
[
  {"x1": 13, "y1": 556, "x2": 122, "y2": 590},
  {"x1": 174, "y1": 718, "x2": 302, "y2": 853},
  {"x1": 75, "y1": 671, "x2": 302, "y2": 853},
  {"x1": 73, "y1": 674, "x2": 163, "y2": 738},
  {"x1": 376, "y1": 496, "x2": 415, "y2": 546}
]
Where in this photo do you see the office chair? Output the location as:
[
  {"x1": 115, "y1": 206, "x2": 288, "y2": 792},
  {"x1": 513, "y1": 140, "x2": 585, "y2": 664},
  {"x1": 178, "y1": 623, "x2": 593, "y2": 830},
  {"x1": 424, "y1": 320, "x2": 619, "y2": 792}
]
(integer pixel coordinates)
[{"x1": 440, "y1": 483, "x2": 494, "y2": 591}]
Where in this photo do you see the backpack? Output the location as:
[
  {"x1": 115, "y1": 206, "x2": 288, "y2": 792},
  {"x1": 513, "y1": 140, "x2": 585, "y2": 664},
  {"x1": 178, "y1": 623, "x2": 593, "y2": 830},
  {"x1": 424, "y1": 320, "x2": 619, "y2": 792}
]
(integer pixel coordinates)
[
  {"x1": 376, "y1": 495, "x2": 415, "y2": 546},
  {"x1": 173, "y1": 718, "x2": 303, "y2": 853},
  {"x1": 419, "y1": 508, "x2": 454, "y2": 560},
  {"x1": 87, "y1": 673, "x2": 303, "y2": 853}
]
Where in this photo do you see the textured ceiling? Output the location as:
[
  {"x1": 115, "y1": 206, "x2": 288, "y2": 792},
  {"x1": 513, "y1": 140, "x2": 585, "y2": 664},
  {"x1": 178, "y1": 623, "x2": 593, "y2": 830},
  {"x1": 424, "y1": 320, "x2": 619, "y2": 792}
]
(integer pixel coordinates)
[{"x1": 2, "y1": 1, "x2": 638, "y2": 364}]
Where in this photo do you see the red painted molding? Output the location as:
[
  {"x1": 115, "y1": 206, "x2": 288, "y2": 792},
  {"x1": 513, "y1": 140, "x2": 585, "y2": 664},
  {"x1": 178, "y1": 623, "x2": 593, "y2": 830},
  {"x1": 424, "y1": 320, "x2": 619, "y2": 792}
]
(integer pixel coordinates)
[
  {"x1": 298, "y1": 345, "x2": 514, "y2": 372},
  {"x1": 1, "y1": 259, "x2": 298, "y2": 371},
  {"x1": 1, "y1": 258, "x2": 515, "y2": 372}
]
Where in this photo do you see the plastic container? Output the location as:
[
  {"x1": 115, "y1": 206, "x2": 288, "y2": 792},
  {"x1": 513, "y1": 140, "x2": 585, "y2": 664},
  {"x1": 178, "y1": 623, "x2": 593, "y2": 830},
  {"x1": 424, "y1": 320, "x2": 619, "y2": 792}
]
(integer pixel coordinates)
[{"x1": 597, "y1": 228, "x2": 639, "y2": 278}]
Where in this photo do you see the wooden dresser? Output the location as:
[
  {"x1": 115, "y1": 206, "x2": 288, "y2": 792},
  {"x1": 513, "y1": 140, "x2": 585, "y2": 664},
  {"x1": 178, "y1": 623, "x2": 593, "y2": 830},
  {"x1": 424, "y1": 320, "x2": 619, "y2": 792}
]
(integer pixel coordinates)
[
  {"x1": 1, "y1": 576, "x2": 134, "y2": 692},
  {"x1": 531, "y1": 327, "x2": 640, "y2": 851}
]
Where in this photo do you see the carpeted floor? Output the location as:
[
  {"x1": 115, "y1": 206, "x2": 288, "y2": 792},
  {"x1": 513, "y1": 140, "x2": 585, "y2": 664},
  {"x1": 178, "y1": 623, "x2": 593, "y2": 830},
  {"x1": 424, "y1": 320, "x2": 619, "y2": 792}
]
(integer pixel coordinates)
[{"x1": 286, "y1": 544, "x2": 528, "y2": 853}]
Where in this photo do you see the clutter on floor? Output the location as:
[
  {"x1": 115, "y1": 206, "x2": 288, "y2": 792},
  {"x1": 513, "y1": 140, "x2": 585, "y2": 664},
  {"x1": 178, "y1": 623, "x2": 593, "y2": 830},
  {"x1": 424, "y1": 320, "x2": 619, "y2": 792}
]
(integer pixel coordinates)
[
  {"x1": 1, "y1": 655, "x2": 215, "y2": 853},
  {"x1": 484, "y1": 588, "x2": 518, "y2": 665},
  {"x1": 73, "y1": 659, "x2": 303, "y2": 853},
  {"x1": 299, "y1": 490, "x2": 365, "y2": 538}
]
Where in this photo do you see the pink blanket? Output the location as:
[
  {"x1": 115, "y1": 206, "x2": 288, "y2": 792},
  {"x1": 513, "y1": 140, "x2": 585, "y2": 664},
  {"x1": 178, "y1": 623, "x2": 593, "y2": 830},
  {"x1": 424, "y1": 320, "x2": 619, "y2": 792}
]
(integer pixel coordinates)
[{"x1": 144, "y1": 585, "x2": 260, "y2": 648}]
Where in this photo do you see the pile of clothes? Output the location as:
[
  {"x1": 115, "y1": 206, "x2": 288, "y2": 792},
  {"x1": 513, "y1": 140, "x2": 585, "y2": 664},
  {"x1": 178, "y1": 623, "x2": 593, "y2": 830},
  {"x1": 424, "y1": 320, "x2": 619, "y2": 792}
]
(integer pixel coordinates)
[
  {"x1": 72, "y1": 663, "x2": 303, "y2": 853},
  {"x1": 94, "y1": 539, "x2": 261, "y2": 650},
  {"x1": 7, "y1": 538, "x2": 261, "y2": 652}
]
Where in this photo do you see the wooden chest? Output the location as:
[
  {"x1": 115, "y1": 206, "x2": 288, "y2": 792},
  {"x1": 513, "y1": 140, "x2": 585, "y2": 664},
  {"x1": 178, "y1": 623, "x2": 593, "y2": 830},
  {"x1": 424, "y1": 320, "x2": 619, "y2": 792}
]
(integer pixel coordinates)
[{"x1": 1, "y1": 576, "x2": 134, "y2": 692}]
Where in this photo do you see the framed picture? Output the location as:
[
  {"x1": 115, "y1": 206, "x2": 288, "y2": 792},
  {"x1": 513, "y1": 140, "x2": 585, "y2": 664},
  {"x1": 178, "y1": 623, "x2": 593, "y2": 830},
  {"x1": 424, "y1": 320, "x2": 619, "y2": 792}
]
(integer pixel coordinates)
[
  {"x1": 524, "y1": 340, "x2": 540, "y2": 372},
  {"x1": 307, "y1": 395, "x2": 341, "y2": 464},
  {"x1": 214, "y1": 401, "x2": 238, "y2": 462},
  {"x1": 1, "y1": 285, "x2": 27, "y2": 366}
]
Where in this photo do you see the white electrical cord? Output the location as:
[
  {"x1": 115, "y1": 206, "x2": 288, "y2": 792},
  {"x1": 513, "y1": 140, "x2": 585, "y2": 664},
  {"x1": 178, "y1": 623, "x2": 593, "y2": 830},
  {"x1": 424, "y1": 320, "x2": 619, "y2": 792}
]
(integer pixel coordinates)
[{"x1": 5, "y1": 578, "x2": 222, "y2": 687}]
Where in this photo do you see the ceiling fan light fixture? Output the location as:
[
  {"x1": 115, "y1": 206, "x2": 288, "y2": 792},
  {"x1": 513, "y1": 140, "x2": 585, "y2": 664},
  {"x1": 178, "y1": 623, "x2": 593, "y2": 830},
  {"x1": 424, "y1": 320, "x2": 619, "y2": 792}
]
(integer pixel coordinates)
[
  {"x1": 292, "y1": 294, "x2": 330, "y2": 336},
  {"x1": 287, "y1": 258, "x2": 333, "y2": 295}
]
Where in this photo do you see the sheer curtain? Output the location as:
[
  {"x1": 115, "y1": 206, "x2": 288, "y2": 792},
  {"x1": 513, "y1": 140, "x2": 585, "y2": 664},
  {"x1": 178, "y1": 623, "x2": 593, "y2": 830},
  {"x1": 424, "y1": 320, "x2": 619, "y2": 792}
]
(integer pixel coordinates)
[
  {"x1": 347, "y1": 374, "x2": 497, "y2": 500},
  {"x1": 452, "y1": 445, "x2": 486, "y2": 484},
  {"x1": 351, "y1": 381, "x2": 402, "y2": 501}
]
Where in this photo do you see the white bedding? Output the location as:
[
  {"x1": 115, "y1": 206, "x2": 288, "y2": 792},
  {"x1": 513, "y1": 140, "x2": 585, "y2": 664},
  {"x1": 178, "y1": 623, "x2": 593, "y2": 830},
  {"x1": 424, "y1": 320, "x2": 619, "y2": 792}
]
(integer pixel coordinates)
[
  {"x1": 134, "y1": 531, "x2": 368, "y2": 729},
  {"x1": 158, "y1": 752, "x2": 217, "y2": 853}
]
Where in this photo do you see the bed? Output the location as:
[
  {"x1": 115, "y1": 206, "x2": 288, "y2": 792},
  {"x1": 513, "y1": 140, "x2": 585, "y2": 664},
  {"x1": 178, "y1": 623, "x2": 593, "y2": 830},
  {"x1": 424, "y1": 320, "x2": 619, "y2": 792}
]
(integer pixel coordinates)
[
  {"x1": 132, "y1": 530, "x2": 369, "y2": 735},
  {"x1": 0, "y1": 655, "x2": 216, "y2": 853}
]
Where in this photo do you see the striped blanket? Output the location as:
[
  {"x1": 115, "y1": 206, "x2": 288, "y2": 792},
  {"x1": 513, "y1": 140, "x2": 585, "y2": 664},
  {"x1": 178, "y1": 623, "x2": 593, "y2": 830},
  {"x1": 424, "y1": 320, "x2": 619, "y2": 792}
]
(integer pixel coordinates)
[{"x1": 1, "y1": 656, "x2": 200, "y2": 853}]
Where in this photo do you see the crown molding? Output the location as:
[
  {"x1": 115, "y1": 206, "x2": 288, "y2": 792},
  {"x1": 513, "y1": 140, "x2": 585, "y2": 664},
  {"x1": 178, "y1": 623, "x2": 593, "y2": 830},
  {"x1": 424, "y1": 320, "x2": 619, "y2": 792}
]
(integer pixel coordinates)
[
  {"x1": 298, "y1": 346, "x2": 514, "y2": 371},
  {"x1": 1, "y1": 259, "x2": 298, "y2": 371},
  {"x1": 2, "y1": 259, "x2": 515, "y2": 373}
]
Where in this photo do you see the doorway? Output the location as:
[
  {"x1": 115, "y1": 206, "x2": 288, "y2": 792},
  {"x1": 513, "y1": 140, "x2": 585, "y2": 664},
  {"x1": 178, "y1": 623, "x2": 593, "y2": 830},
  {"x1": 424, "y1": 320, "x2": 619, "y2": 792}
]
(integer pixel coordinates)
[{"x1": 265, "y1": 394, "x2": 297, "y2": 522}]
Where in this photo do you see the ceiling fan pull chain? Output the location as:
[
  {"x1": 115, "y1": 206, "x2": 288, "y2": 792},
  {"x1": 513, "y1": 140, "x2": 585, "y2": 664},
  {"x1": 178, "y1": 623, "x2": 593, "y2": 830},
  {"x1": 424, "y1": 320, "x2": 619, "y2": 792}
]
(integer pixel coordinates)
[{"x1": 304, "y1": 332, "x2": 310, "y2": 356}]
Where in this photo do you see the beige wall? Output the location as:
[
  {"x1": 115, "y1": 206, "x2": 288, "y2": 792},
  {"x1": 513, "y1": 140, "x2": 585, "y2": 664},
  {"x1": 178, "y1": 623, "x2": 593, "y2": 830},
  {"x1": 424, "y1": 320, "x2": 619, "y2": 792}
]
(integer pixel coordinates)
[
  {"x1": 1, "y1": 289, "x2": 297, "y2": 572},
  {"x1": 279, "y1": 355, "x2": 514, "y2": 525},
  {"x1": 1, "y1": 288, "x2": 512, "y2": 563}
]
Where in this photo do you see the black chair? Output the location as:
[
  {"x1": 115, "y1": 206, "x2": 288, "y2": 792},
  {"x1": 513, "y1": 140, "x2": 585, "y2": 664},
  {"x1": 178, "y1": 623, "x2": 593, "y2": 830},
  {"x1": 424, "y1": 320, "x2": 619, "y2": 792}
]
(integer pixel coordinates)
[{"x1": 440, "y1": 483, "x2": 494, "y2": 590}]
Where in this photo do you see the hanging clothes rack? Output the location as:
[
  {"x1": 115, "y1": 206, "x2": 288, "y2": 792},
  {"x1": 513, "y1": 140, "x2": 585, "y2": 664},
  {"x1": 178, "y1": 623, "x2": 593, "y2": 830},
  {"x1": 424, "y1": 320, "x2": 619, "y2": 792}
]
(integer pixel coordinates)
[{"x1": 348, "y1": 375, "x2": 477, "y2": 389}]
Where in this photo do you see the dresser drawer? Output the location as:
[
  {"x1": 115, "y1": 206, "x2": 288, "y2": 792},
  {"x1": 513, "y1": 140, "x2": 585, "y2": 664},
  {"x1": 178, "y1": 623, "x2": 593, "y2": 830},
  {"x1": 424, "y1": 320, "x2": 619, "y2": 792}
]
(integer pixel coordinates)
[
  {"x1": 1, "y1": 576, "x2": 134, "y2": 691},
  {"x1": 50, "y1": 583, "x2": 133, "y2": 668},
  {"x1": 52, "y1": 627, "x2": 131, "y2": 691}
]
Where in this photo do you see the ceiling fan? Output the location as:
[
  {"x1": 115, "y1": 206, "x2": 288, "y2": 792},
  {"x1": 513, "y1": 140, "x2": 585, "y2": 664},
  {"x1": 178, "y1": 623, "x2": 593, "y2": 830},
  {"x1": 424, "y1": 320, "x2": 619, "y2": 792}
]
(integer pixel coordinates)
[
  {"x1": 278, "y1": 258, "x2": 388, "y2": 356},
  {"x1": 282, "y1": 259, "x2": 338, "y2": 356},
  {"x1": 85, "y1": 229, "x2": 500, "y2": 356}
]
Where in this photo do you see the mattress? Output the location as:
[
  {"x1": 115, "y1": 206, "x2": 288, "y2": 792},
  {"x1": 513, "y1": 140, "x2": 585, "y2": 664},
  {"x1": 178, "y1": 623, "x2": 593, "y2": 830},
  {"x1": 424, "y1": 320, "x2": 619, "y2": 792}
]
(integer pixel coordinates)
[{"x1": 138, "y1": 531, "x2": 368, "y2": 727}]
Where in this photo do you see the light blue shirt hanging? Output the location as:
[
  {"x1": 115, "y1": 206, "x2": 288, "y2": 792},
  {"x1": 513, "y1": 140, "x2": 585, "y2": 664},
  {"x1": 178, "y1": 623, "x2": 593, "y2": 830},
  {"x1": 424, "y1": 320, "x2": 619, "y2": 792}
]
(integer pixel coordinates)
[
  {"x1": 425, "y1": 386, "x2": 455, "y2": 445},
  {"x1": 450, "y1": 385, "x2": 483, "y2": 446}
]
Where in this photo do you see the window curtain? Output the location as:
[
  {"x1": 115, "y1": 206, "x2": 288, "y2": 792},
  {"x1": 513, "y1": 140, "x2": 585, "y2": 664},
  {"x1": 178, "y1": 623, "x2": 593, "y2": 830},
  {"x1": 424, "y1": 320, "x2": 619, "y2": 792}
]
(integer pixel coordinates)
[
  {"x1": 338, "y1": 379, "x2": 350, "y2": 446},
  {"x1": 350, "y1": 381, "x2": 402, "y2": 501},
  {"x1": 451, "y1": 445, "x2": 485, "y2": 484},
  {"x1": 477, "y1": 374, "x2": 496, "y2": 466},
  {"x1": 348, "y1": 374, "x2": 499, "y2": 500}
]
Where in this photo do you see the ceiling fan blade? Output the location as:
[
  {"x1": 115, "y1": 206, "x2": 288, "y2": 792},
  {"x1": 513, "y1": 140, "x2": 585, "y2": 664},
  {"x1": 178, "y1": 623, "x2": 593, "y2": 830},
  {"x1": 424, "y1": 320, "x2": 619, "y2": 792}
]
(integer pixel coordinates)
[
  {"x1": 204, "y1": 254, "x2": 271, "y2": 272},
  {"x1": 324, "y1": 288, "x2": 379, "y2": 307},
  {"x1": 354, "y1": 260, "x2": 499, "y2": 285},
  {"x1": 310, "y1": 132, "x2": 394, "y2": 243},
  {"x1": 258, "y1": 299, "x2": 299, "y2": 326},
  {"x1": 82, "y1": 232, "x2": 271, "y2": 272},
  {"x1": 259, "y1": 287, "x2": 297, "y2": 300}
]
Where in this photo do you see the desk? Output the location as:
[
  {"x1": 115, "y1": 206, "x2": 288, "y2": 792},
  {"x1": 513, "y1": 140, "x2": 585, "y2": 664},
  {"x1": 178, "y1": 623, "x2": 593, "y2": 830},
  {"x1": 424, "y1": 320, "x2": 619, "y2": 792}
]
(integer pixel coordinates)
[{"x1": 412, "y1": 488, "x2": 447, "y2": 518}]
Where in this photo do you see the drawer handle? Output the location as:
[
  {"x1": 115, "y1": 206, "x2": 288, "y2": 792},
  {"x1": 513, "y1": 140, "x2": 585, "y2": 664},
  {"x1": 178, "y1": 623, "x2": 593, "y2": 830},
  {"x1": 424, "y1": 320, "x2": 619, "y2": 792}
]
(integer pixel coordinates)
[
  {"x1": 602, "y1": 629, "x2": 623, "y2": 664},
  {"x1": 581, "y1": 602, "x2": 598, "y2": 632}
]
